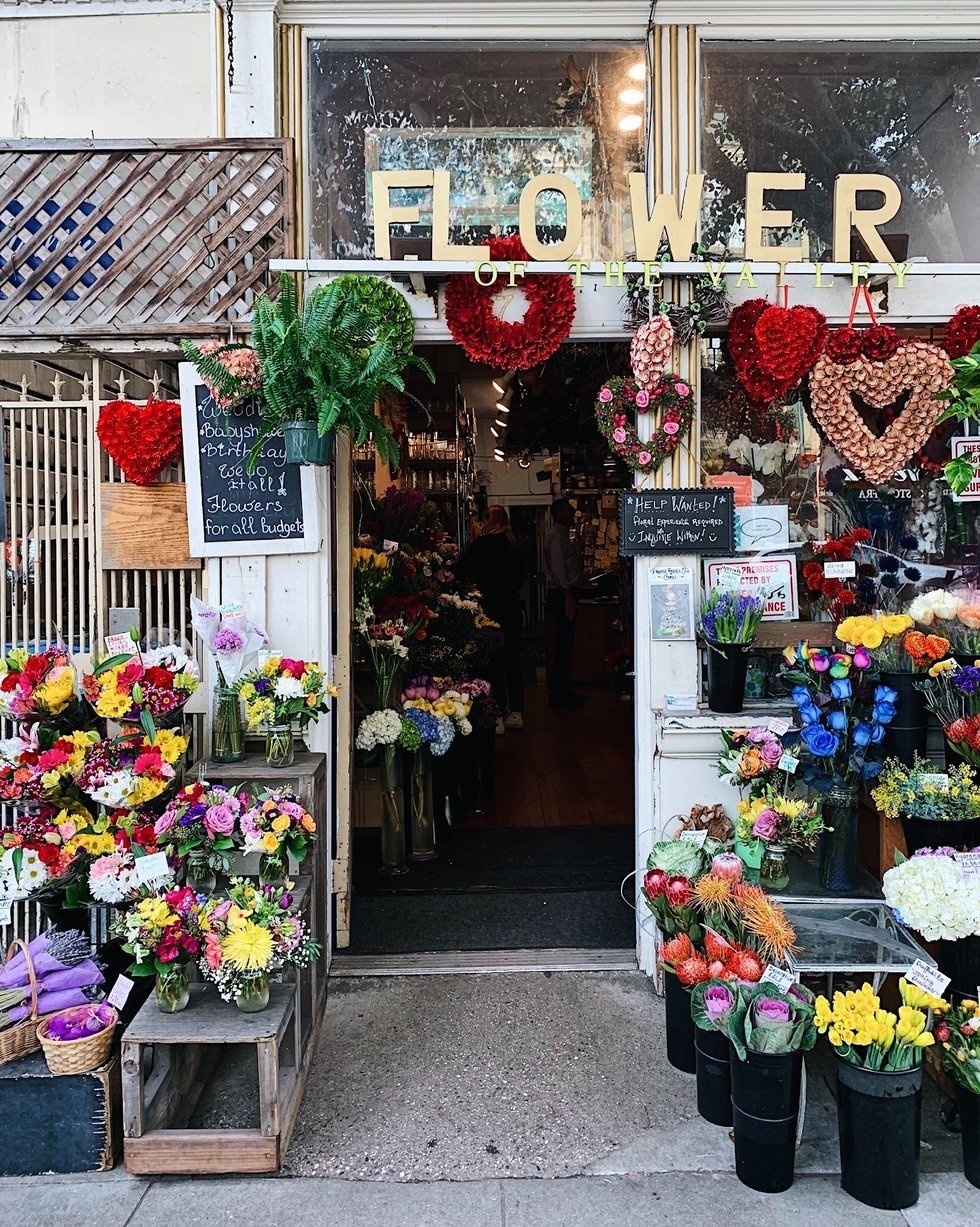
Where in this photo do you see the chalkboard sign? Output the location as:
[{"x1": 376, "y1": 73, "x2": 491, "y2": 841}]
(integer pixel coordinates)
[
  {"x1": 179, "y1": 365, "x2": 319, "y2": 557},
  {"x1": 619, "y1": 488, "x2": 735, "y2": 556}
]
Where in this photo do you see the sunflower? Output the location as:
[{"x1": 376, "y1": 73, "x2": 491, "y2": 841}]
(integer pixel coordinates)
[
  {"x1": 733, "y1": 882, "x2": 796, "y2": 961},
  {"x1": 222, "y1": 919, "x2": 274, "y2": 971}
]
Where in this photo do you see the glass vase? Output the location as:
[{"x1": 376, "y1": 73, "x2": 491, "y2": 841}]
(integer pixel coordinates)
[
  {"x1": 186, "y1": 849, "x2": 216, "y2": 894},
  {"x1": 212, "y1": 685, "x2": 245, "y2": 763},
  {"x1": 235, "y1": 969, "x2": 270, "y2": 1013},
  {"x1": 819, "y1": 785, "x2": 859, "y2": 893},
  {"x1": 760, "y1": 843, "x2": 791, "y2": 892},
  {"x1": 265, "y1": 723, "x2": 295, "y2": 769},
  {"x1": 155, "y1": 964, "x2": 190, "y2": 1013},
  {"x1": 408, "y1": 753, "x2": 436, "y2": 861},
  {"x1": 380, "y1": 746, "x2": 407, "y2": 874},
  {"x1": 259, "y1": 851, "x2": 288, "y2": 888}
]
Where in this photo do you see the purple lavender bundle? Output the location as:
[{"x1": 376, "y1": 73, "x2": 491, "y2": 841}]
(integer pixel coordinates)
[
  {"x1": 3, "y1": 987, "x2": 104, "y2": 1025},
  {"x1": 42, "y1": 1002, "x2": 115, "y2": 1041},
  {"x1": 0, "y1": 929, "x2": 91, "y2": 988}
]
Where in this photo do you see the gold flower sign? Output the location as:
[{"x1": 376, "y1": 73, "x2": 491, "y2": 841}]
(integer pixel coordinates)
[{"x1": 807, "y1": 342, "x2": 953, "y2": 484}]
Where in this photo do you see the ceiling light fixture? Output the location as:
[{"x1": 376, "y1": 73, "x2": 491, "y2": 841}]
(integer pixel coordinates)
[
  {"x1": 618, "y1": 114, "x2": 643, "y2": 133},
  {"x1": 628, "y1": 62, "x2": 646, "y2": 82},
  {"x1": 492, "y1": 379, "x2": 506, "y2": 395},
  {"x1": 496, "y1": 403, "x2": 510, "y2": 414},
  {"x1": 619, "y1": 87, "x2": 644, "y2": 106},
  {"x1": 494, "y1": 418, "x2": 507, "y2": 430},
  {"x1": 490, "y1": 426, "x2": 499, "y2": 438}
]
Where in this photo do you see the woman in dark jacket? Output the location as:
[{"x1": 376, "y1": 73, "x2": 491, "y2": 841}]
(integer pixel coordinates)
[{"x1": 457, "y1": 505, "x2": 526, "y2": 729}]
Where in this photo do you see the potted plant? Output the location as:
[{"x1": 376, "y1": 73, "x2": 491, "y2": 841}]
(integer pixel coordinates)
[
  {"x1": 699, "y1": 588, "x2": 764, "y2": 713},
  {"x1": 781, "y1": 639, "x2": 897, "y2": 891},
  {"x1": 694, "y1": 978, "x2": 817, "y2": 1193},
  {"x1": 113, "y1": 887, "x2": 201, "y2": 1014},
  {"x1": 736, "y1": 787, "x2": 824, "y2": 891},
  {"x1": 152, "y1": 781, "x2": 244, "y2": 893},
  {"x1": 935, "y1": 998, "x2": 980, "y2": 1188},
  {"x1": 872, "y1": 755, "x2": 980, "y2": 854},
  {"x1": 236, "y1": 655, "x2": 336, "y2": 769},
  {"x1": 239, "y1": 787, "x2": 317, "y2": 886},
  {"x1": 836, "y1": 614, "x2": 949, "y2": 764},
  {"x1": 815, "y1": 977, "x2": 943, "y2": 1210},
  {"x1": 882, "y1": 849, "x2": 980, "y2": 1002}
]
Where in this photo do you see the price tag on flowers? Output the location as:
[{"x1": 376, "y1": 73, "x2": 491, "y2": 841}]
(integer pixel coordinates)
[
  {"x1": 679, "y1": 829, "x2": 708, "y2": 848},
  {"x1": 906, "y1": 959, "x2": 951, "y2": 998},
  {"x1": 133, "y1": 851, "x2": 170, "y2": 885},
  {"x1": 759, "y1": 965, "x2": 797, "y2": 992},
  {"x1": 777, "y1": 752, "x2": 799, "y2": 774},
  {"x1": 768, "y1": 717, "x2": 791, "y2": 737},
  {"x1": 823, "y1": 560, "x2": 857, "y2": 579},
  {"x1": 107, "y1": 975, "x2": 134, "y2": 1011},
  {"x1": 955, "y1": 852, "x2": 980, "y2": 878}
]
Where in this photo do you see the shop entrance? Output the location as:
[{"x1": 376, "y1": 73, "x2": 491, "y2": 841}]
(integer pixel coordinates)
[{"x1": 341, "y1": 342, "x2": 636, "y2": 958}]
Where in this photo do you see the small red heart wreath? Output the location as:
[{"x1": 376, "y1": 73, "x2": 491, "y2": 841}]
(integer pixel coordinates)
[
  {"x1": 594, "y1": 373, "x2": 694, "y2": 475},
  {"x1": 444, "y1": 236, "x2": 576, "y2": 370},
  {"x1": 825, "y1": 324, "x2": 901, "y2": 365},
  {"x1": 728, "y1": 298, "x2": 827, "y2": 402},
  {"x1": 97, "y1": 398, "x2": 183, "y2": 486},
  {"x1": 943, "y1": 305, "x2": 980, "y2": 358}
]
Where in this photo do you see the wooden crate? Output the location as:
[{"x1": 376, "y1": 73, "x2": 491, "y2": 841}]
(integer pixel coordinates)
[
  {"x1": 122, "y1": 983, "x2": 305, "y2": 1175},
  {"x1": 0, "y1": 1053, "x2": 121, "y2": 1175}
]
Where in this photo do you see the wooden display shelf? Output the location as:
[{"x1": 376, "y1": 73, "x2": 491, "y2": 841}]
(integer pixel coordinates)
[{"x1": 122, "y1": 983, "x2": 303, "y2": 1175}]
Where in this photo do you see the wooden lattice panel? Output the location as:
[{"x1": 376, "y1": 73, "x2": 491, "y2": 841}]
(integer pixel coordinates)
[{"x1": 0, "y1": 140, "x2": 295, "y2": 338}]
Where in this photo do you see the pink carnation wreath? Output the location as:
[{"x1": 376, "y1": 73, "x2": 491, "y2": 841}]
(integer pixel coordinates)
[{"x1": 594, "y1": 374, "x2": 694, "y2": 475}]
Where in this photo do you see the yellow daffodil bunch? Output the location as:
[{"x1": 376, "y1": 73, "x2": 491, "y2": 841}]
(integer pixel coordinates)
[
  {"x1": 352, "y1": 547, "x2": 393, "y2": 605},
  {"x1": 816, "y1": 979, "x2": 941, "y2": 1071}
]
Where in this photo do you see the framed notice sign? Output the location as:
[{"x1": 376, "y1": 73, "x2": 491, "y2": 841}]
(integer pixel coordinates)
[
  {"x1": 179, "y1": 365, "x2": 320, "y2": 557},
  {"x1": 619, "y1": 489, "x2": 735, "y2": 556},
  {"x1": 704, "y1": 555, "x2": 800, "y2": 621}
]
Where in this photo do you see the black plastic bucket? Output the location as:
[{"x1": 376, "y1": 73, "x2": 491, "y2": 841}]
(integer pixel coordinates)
[
  {"x1": 958, "y1": 1085, "x2": 980, "y2": 1190},
  {"x1": 880, "y1": 672, "x2": 928, "y2": 767},
  {"x1": 836, "y1": 1056, "x2": 921, "y2": 1210},
  {"x1": 901, "y1": 815, "x2": 980, "y2": 855},
  {"x1": 729, "y1": 1049, "x2": 802, "y2": 1193},
  {"x1": 664, "y1": 972, "x2": 696, "y2": 1074},
  {"x1": 695, "y1": 1027, "x2": 733, "y2": 1126},
  {"x1": 706, "y1": 643, "x2": 749, "y2": 714}
]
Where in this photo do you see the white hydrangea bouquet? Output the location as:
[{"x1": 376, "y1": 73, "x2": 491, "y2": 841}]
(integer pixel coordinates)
[{"x1": 883, "y1": 849, "x2": 980, "y2": 942}]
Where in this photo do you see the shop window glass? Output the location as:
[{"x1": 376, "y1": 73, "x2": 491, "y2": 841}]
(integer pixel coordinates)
[
  {"x1": 700, "y1": 44, "x2": 980, "y2": 262},
  {"x1": 307, "y1": 43, "x2": 645, "y2": 260}
]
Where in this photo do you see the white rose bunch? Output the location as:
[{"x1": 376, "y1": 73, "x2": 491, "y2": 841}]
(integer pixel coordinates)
[{"x1": 907, "y1": 589, "x2": 965, "y2": 627}]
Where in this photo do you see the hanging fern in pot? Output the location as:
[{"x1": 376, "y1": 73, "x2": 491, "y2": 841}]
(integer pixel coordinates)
[{"x1": 183, "y1": 273, "x2": 431, "y2": 470}]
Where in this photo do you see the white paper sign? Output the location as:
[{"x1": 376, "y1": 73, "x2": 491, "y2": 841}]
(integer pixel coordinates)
[
  {"x1": 735, "y1": 505, "x2": 790, "y2": 552},
  {"x1": 664, "y1": 693, "x2": 698, "y2": 711},
  {"x1": 778, "y1": 752, "x2": 799, "y2": 774},
  {"x1": 906, "y1": 959, "x2": 951, "y2": 998},
  {"x1": 107, "y1": 975, "x2": 134, "y2": 1010},
  {"x1": 219, "y1": 601, "x2": 247, "y2": 620},
  {"x1": 768, "y1": 717, "x2": 791, "y2": 737},
  {"x1": 104, "y1": 633, "x2": 134, "y2": 656},
  {"x1": 0, "y1": 896, "x2": 11, "y2": 925},
  {"x1": 951, "y1": 437, "x2": 980, "y2": 502},
  {"x1": 382, "y1": 539, "x2": 400, "y2": 554},
  {"x1": 921, "y1": 773, "x2": 950, "y2": 790},
  {"x1": 760, "y1": 965, "x2": 797, "y2": 992},
  {"x1": 679, "y1": 829, "x2": 708, "y2": 848},
  {"x1": 823, "y1": 560, "x2": 857, "y2": 579},
  {"x1": 955, "y1": 852, "x2": 980, "y2": 878},
  {"x1": 134, "y1": 852, "x2": 170, "y2": 885},
  {"x1": 704, "y1": 555, "x2": 799, "y2": 620}
]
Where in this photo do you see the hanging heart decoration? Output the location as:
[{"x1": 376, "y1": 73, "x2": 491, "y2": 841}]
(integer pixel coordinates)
[
  {"x1": 594, "y1": 373, "x2": 694, "y2": 475},
  {"x1": 807, "y1": 342, "x2": 953, "y2": 484},
  {"x1": 630, "y1": 315, "x2": 675, "y2": 389},
  {"x1": 96, "y1": 398, "x2": 184, "y2": 486},
  {"x1": 727, "y1": 298, "x2": 826, "y2": 403},
  {"x1": 825, "y1": 324, "x2": 902, "y2": 365},
  {"x1": 943, "y1": 305, "x2": 980, "y2": 358}
]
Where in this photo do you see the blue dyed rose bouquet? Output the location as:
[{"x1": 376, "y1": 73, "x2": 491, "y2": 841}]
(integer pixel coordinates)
[{"x1": 781, "y1": 641, "x2": 898, "y2": 890}]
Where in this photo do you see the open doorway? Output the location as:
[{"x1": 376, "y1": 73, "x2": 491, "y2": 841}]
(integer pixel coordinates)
[{"x1": 343, "y1": 342, "x2": 635, "y2": 957}]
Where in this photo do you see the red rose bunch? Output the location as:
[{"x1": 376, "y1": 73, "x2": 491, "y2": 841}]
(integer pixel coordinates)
[
  {"x1": 444, "y1": 236, "x2": 576, "y2": 369},
  {"x1": 825, "y1": 327, "x2": 864, "y2": 365},
  {"x1": 943, "y1": 304, "x2": 980, "y2": 359},
  {"x1": 727, "y1": 299, "x2": 826, "y2": 403}
]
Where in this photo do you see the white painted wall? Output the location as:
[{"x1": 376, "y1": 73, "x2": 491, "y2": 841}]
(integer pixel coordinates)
[{"x1": 0, "y1": 13, "x2": 212, "y2": 139}]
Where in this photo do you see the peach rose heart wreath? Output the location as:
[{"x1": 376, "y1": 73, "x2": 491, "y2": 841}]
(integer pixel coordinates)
[
  {"x1": 630, "y1": 315, "x2": 675, "y2": 390},
  {"x1": 594, "y1": 374, "x2": 694, "y2": 475},
  {"x1": 807, "y1": 341, "x2": 953, "y2": 485}
]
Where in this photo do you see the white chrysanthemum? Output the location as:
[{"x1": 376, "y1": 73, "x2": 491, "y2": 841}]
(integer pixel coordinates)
[
  {"x1": 16, "y1": 850, "x2": 49, "y2": 891},
  {"x1": 274, "y1": 677, "x2": 306, "y2": 700},
  {"x1": 88, "y1": 852, "x2": 136, "y2": 904},
  {"x1": 883, "y1": 856, "x2": 980, "y2": 941}
]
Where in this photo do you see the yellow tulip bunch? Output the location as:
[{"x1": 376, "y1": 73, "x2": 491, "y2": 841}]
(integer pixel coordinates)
[{"x1": 815, "y1": 979, "x2": 942, "y2": 1071}]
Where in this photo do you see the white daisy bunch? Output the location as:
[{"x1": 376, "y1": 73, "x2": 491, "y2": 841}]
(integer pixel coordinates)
[
  {"x1": 355, "y1": 709, "x2": 403, "y2": 751},
  {"x1": 883, "y1": 853, "x2": 980, "y2": 941}
]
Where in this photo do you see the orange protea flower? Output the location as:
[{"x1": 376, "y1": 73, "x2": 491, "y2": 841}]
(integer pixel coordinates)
[
  {"x1": 660, "y1": 933, "x2": 693, "y2": 966},
  {"x1": 694, "y1": 873, "x2": 736, "y2": 914},
  {"x1": 733, "y1": 882, "x2": 797, "y2": 962}
]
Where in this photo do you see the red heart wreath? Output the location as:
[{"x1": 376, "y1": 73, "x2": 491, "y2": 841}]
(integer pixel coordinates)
[
  {"x1": 97, "y1": 397, "x2": 184, "y2": 485},
  {"x1": 444, "y1": 236, "x2": 576, "y2": 370},
  {"x1": 943, "y1": 304, "x2": 980, "y2": 358},
  {"x1": 594, "y1": 374, "x2": 694, "y2": 475},
  {"x1": 728, "y1": 298, "x2": 827, "y2": 403}
]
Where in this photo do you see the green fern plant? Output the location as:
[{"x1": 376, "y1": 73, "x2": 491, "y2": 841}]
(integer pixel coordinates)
[{"x1": 183, "y1": 273, "x2": 432, "y2": 472}]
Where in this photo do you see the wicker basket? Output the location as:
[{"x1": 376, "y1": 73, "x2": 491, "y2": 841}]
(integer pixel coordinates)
[
  {"x1": 37, "y1": 1005, "x2": 117, "y2": 1076},
  {"x1": 0, "y1": 940, "x2": 42, "y2": 1066}
]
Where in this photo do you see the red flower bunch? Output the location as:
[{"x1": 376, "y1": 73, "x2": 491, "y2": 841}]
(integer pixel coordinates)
[
  {"x1": 943, "y1": 305, "x2": 980, "y2": 359},
  {"x1": 444, "y1": 236, "x2": 576, "y2": 369},
  {"x1": 659, "y1": 930, "x2": 764, "y2": 987},
  {"x1": 728, "y1": 299, "x2": 826, "y2": 403},
  {"x1": 946, "y1": 715, "x2": 980, "y2": 761},
  {"x1": 861, "y1": 324, "x2": 901, "y2": 362},
  {"x1": 96, "y1": 397, "x2": 183, "y2": 486},
  {"x1": 825, "y1": 327, "x2": 864, "y2": 365},
  {"x1": 727, "y1": 299, "x2": 786, "y2": 403},
  {"x1": 904, "y1": 631, "x2": 951, "y2": 668}
]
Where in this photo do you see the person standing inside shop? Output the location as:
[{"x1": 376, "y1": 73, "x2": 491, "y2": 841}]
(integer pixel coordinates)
[
  {"x1": 457, "y1": 506, "x2": 526, "y2": 731},
  {"x1": 544, "y1": 498, "x2": 586, "y2": 709}
]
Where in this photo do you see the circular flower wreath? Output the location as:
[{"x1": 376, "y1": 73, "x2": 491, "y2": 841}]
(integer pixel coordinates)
[
  {"x1": 595, "y1": 374, "x2": 693, "y2": 474},
  {"x1": 444, "y1": 236, "x2": 576, "y2": 369}
]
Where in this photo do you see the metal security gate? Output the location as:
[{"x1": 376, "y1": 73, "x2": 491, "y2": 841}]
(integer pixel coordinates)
[{"x1": 0, "y1": 353, "x2": 204, "y2": 945}]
